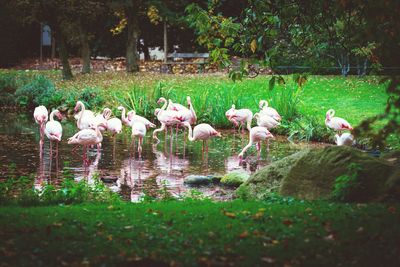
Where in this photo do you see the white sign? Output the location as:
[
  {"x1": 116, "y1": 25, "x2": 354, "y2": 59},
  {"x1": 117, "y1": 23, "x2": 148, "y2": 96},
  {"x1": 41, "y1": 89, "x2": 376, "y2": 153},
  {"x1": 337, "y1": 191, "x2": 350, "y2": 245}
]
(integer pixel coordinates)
[{"x1": 42, "y1": 25, "x2": 51, "y2": 46}]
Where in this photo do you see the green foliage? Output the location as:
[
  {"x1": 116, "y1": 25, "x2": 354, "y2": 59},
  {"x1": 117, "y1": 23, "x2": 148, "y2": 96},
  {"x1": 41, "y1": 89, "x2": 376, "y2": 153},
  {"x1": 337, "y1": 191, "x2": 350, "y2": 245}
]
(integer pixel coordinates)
[
  {"x1": 331, "y1": 163, "x2": 363, "y2": 202},
  {"x1": 77, "y1": 86, "x2": 105, "y2": 110},
  {"x1": 14, "y1": 75, "x2": 62, "y2": 108},
  {"x1": 0, "y1": 173, "x2": 120, "y2": 206}
]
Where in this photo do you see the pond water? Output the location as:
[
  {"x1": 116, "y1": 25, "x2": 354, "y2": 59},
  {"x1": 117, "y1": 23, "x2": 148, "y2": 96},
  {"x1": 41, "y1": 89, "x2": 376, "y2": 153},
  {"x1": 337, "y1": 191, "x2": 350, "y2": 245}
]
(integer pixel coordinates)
[{"x1": 0, "y1": 112, "x2": 326, "y2": 201}]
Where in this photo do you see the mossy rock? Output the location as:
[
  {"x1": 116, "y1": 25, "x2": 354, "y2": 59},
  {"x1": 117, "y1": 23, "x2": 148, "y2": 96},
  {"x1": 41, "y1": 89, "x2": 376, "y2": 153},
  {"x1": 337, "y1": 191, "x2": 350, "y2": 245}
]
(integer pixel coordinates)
[
  {"x1": 184, "y1": 175, "x2": 220, "y2": 186},
  {"x1": 220, "y1": 171, "x2": 250, "y2": 187},
  {"x1": 237, "y1": 146, "x2": 400, "y2": 202}
]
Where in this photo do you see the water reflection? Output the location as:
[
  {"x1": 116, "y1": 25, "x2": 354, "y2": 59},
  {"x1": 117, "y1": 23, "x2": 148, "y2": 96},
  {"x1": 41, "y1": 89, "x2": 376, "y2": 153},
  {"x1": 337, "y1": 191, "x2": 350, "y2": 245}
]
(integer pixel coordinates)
[{"x1": 0, "y1": 112, "x2": 327, "y2": 201}]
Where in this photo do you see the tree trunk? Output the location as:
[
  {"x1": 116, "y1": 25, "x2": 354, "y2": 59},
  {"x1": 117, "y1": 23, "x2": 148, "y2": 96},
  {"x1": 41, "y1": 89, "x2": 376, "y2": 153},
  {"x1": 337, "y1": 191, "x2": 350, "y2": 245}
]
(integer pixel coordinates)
[
  {"x1": 58, "y1": 31, "x2": 73, "y2": 80},
  {"x1": 79, "y1": 24, "x2": 91, "y2": 74},
  {"x1": 126, "y1": 6, "x2": 139, "y2": 73},
  {"x1": 142, "y1": 40, "x2": 150, "y2": 61}
]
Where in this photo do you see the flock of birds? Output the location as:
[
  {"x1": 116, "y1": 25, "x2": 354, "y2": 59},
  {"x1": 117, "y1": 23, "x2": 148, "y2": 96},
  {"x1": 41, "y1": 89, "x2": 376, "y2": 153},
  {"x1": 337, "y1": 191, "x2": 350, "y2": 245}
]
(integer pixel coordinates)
[{"x1": 33, "y1": 97, "x2": 354, "y2": 164}]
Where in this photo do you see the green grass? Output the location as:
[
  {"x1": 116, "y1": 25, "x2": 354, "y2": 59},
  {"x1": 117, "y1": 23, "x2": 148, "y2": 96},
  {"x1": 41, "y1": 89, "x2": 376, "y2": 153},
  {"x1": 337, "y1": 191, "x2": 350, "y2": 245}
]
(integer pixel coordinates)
[{"x1": 0, "y1": 200, "x2": 399, "y2": 266}]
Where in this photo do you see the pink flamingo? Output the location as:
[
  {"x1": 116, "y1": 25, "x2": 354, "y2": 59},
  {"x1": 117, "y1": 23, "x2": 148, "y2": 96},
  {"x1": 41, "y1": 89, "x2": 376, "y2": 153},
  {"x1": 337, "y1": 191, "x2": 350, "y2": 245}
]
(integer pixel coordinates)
[
  {"x1": 182, "y1": 121, "x2": 221, "y2": 152},
  {"x1": 94, "y1": 108, "x2": 111, "y2": 131},
  {"x1": 325, "y1": 109, "x2": 353, "y2": 135},
  {"x1": 225, "y1": 104, "x2": 253, "y2": 134},
  {"x1": 127, "y1": 110, "x2": 156, "y2": 128},
  {"x1": 259, "y1": 100, "x2": 281, "y2": 121},
  {"x1": 74, "y1": 101, "x2": 96, "y2": 130},
  {"x1": 238, "y1": 126, "x2": 274, "y2": 162},
  {"x1": 44, "y1": 109, "x2": 63, "y2": 157},
  {"x1": 118, "y1": 106, "x2": 156, "y2": 129},
  {"x1": 131, "y1": 121, "x2": 147, "y2": 158},
  {"x1": 152, "y1": 108, "x2": 182, "y2": 143},
  {"x1": 67, "y1": 122, "x2": 106, "y2": 163},
  {"x1": 175, "y1": 96, "x2": 197, "y2": 137},
  {"x1": 253, "y1": 113, "x2": 280, "y2": 130},
  {"x1": 33, "y1": 105, "x2": 48, "y2": 155},
  {"x1": 107, "y1": 116, "x2": 123, "y2": 143}
]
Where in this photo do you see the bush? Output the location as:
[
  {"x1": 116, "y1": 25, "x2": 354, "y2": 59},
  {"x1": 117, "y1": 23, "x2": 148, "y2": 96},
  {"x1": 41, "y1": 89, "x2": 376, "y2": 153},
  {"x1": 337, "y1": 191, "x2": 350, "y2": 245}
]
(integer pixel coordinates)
[
  {"x1": 0, "y1": 71, "x2": 18, "y2": 106},
  {"x1": 78, "y1": 87, "x2": 105, "y2": 110},
  {"x1": 14, "y1": 75, "x2": 62, "y2": 108}
]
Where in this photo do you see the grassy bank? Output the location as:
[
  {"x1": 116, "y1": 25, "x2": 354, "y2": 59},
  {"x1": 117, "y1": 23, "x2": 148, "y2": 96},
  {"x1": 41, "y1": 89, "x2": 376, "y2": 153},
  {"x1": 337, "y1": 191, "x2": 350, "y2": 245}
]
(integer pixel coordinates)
[
  {"x1": 1, "y1": 200, "x2": 399, "y2": 266},
  {"x1": 1, "y1": 70, "x2": 395, "y2": 145}
]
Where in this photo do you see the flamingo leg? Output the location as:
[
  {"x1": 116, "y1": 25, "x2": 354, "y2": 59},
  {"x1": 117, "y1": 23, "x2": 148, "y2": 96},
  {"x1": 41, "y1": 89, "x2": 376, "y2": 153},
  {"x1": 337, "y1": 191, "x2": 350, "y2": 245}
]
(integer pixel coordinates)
[
  {"x1": 49, "y1": 140, "x2": 52, "y2": 158},
  {"x1": 138, "y1": 137, "x2": 143, "y2": 159},
  {"x1": 257, "y1": 141, "x2": 261, "y2": 160},
  {"x1": 56, "y1": 141, "x2": 59, "y2": 158},
  {"x1": 206, "y1": 140, "x2": 209, "y2": 152},
  {"x1": 170, "y1": 126, "x2": 173, "y2": 156}
]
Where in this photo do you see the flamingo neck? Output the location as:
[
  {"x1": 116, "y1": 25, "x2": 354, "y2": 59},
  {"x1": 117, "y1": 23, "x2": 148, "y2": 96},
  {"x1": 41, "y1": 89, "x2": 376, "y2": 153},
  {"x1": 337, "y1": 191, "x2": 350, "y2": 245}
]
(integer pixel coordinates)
[
  {"x1": 186, "y1": 123, "x2": 195, "y2": 141},
  {"x1": 189, "y1": 102, "x2": 197, "y2": 122},
  {"x1": 161, "y1": 98, "x2": 168, "y2": 110},
  {"x1": 49, "y1": 110, "x2": 56, "y2": 121},
  {"x1": 77, "y1": 102, "x2": 85, "y2": 128},
  {"x1": 120, "y1": 107, "x2": 126, "y2": 122}
]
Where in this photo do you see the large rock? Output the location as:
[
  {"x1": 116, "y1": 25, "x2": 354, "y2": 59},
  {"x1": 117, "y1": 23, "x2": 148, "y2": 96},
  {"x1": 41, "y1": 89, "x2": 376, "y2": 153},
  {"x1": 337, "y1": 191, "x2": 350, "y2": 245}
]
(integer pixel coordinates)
[
  {"x1": 220, "y1": 171, "x2": 250, "y2": 187},
  {"x1": 236, "y1": 146, "x2": 400, "y2": 202},
  {"x1": 184, "y1": 175, "x2": 220, "y2": 186}
]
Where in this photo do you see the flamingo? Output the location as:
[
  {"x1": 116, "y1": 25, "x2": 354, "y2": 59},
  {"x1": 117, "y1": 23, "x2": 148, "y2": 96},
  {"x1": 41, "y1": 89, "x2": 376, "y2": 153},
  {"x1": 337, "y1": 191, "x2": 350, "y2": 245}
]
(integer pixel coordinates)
[
  {"x1": 182, "y1": 121, "x2": 221, "y2": 152},
  {"x1": 168, "y1": 98, "x2": 188, "y2": 112},
  {"x1": 238, "y1": 126, "x2": 274, "y2": 162},
  {"x1": 152, "y1": 108, "x2": 182, "y2": 143},
  {"x1": 225, "y1": 104, "x2": 253, "y2": 134},
  {"x1": 131, "y1": 121, "x2": 147, "y2": 158},
  {"x1": 94, "y1": 108, "x2": 111, "y2": 131},
  {"x1": 74, "y1": 101, "x2": 96, "y2": 130},
  {"x1": 68, "y1": 121, "x2": 106, "y2": 163},
  {"x1": 44, "y1": 109, "x2": 63, "y2": 157},
  {"x1": 107, "y1": 117, "x2": 123, "y2": 142},
  {"x1": 335, "y1": 133, "x2": 355, "y2": 146},
  {"x1": 127, "y1": 110, "x2": 156, "y2": 129},
  {"x1": 325, "y1": 109, "x2": 353, "y2": 135},
  {"x1": 253, "y1": 113, "x2": 280, "y2": 130},
  {"x1": 33, "y1": 105, "x2": 48, "y2": 154},
  {"x1": 259, "y1": 100, "x2": 281, "y2": 121}
]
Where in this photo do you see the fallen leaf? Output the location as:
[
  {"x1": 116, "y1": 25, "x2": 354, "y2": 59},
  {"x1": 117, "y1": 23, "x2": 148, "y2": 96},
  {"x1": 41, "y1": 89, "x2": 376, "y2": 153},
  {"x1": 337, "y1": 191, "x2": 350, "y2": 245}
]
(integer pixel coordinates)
[
  {"x1": 239, "y1": 231, "x2": 249, "y2": 238},
  {"x1": 261, "y1": 257, "x2": 275, "y2": 263}
]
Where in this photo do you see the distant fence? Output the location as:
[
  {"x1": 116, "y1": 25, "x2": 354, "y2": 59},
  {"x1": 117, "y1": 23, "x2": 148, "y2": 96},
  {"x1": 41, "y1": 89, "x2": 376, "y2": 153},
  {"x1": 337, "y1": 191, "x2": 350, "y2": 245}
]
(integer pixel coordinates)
[{"x1": 274, "y1": 66, "x2": 400, "y2": 75}]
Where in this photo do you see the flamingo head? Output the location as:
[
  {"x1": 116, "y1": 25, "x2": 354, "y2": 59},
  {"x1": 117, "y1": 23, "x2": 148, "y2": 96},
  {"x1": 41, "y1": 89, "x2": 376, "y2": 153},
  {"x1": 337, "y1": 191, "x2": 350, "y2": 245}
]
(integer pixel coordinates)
[
  {"x1": 103, "y1": 108, "x2": 112, "y2": 119},
  {"x1": 253, "y1": 113, "x2": 260, "y2": 120},
  {"x1": 74, "y1": 101, "x2": 83, "y2": 112},
  {"x1": 127, "y1": 110, "x2": 136, "y2": 120},
  {"x1": 154, "y1": 108, "x2": 161, "y2": 116},
  {"x1": 238, "y1": 153, "x2": 244, "y2": 163},
  {"x1": 187, "y1": 96, "x2": 192, "y2": 107},
  {"x1": 55, "y1": 110, "x2": 63, "y2": 121},
  {"x1": 157, "y1": 97, "x2": 166, "y2": 105},
  {"x1": 215, "y1": 131, "x2": 222, "y2": 137},
  {"x1": 117, "y1": 106, "x2": 124, "y2": 111},
  {"x1": 259, "y1": 100, "x2": 268, "y2": 110},
  {"x1": 326, "y1": 109, "x2": 334, "y2": 120}
]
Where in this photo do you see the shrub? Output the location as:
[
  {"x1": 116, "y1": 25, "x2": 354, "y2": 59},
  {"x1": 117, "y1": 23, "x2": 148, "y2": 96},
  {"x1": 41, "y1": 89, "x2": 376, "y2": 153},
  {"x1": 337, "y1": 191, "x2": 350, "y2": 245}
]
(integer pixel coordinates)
[
  {"x1": 14, "y1": 75, "x2": 62, "y2": 108},
  {"x1": 0, "y1": 71, "x2": 18, "y2": 106},
  {"x1": 78, "y1": 86, "x2": 105, "y2": 110}
]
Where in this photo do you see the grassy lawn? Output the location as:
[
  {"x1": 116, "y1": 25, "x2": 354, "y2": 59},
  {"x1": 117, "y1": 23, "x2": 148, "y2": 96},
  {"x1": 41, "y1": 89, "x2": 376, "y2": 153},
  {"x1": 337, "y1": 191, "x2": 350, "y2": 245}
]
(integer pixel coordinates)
[{"x1": 0, "y1": 200, "x2": 399, "y2": 266}]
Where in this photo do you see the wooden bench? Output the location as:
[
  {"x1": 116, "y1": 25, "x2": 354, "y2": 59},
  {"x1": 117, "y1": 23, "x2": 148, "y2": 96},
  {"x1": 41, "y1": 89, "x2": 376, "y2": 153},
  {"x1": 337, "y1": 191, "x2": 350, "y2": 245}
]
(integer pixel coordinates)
[{"x1": 160, "y1": 52, "x2": 209, "y2": 73}]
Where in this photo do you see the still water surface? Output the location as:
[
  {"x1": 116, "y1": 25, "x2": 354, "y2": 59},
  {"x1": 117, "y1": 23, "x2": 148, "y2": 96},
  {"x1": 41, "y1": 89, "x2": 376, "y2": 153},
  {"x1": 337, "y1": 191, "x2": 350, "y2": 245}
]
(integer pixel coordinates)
[{"x1": 0, "y1": 112, "x2": 325, "y2": 201}]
